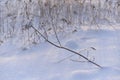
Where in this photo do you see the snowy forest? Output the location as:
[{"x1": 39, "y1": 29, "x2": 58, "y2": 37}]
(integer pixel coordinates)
[
  {"x1": 0, "y1": 0, "x2": 120, "y2": 80},
  {"x1": 0, "y1": 0, "x2": 120, "y2": 46}
]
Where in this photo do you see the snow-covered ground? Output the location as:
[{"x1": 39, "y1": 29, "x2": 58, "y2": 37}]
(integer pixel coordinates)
[
  {"x1": 0, "y1": 0, "x2": 120, "y2": 80},
  {"x1": 0, "y1": 28, "x2": 120, "y2": 80}
]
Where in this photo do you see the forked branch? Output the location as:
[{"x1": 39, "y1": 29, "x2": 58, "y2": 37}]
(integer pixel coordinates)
[{"x1": 31, "y1": 26, "x2": 102, "y2": 68}]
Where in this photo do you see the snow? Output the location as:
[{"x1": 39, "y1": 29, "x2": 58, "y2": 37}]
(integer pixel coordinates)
[
  {"x1": 0, "y1": 29, "x2": 120, "y2": 80},
  {"x1": 0, "y1": 0, "x2": 120, "y2": 80}
]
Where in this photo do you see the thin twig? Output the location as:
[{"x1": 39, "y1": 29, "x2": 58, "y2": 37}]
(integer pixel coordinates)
[
  {"x1": 52, "y1": 25, "x2": 62, "y2": 46},
  {"x1": 70, "y1": 59, "x2": 87, "y2": 63},
  {"x1": 31, "y1": 26, "x2": 102, "y2": 68},
  {"x1": 56, "y1": 47, "x2": 93, "y2": 63},
  {"x1": 56, "y1": 54, "x2": 75, "y2": 63}
]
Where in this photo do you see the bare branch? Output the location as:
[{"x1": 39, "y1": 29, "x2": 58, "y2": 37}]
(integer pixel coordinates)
[
  {"x1": 56, "y1": 47, "x2": 94, "y2": 63},
  {"x1": 56, "y1": 54, "x2": 75, "y2": 63},
  {"x1": 70, "y1": 59, "x2": 87, "y2": 63},
  {"x1": 31, "y1": 26, "x2": 102, "y2": 68},
  {"x1": 52, "y1": 25, "x2": 62, "y2": 46}
]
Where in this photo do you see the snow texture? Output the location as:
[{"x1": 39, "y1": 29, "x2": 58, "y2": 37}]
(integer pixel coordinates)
[
  {"x1": 0, "y1": 0, "x2": 120, "y2": 80},
  {"x1": 0, "y1": 30, "x2": 120, "y2": 80}
]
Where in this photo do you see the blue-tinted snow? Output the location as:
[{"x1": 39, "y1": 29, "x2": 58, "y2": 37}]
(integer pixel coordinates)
[{"x1": 0, "y1": 29, "x2": 120, "y2": 80}]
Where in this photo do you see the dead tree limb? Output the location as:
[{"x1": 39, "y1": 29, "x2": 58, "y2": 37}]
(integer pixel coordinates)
[
  {"x1": 56, "y1": 47, "x2": 96, "y2": 63},
  {"x1": 31, "y1": 26, "x2": 102, "y2": 68}
]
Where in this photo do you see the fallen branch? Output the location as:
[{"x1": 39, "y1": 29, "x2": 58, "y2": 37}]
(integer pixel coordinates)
[
  {"x1": 56, "y1": 47, "x2": 96, "y2": 63},
  {"x1": 31, "y1": 26, "x2": 102, "y2": 68}
]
